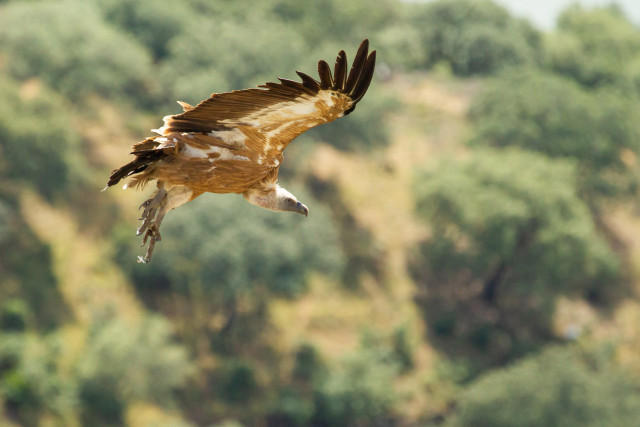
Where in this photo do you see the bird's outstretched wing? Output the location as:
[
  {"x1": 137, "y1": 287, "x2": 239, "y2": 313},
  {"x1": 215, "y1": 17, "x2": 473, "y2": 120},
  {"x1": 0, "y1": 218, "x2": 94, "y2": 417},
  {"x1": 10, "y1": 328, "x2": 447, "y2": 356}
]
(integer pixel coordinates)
[{"x1": 157, "y1": 39, "x2": 376, "y2": 153}]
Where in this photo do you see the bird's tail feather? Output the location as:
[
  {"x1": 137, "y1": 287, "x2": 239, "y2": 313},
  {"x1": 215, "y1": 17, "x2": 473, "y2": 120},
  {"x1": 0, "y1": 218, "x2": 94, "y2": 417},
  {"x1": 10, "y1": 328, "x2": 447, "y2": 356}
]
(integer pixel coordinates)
[{"x1": 105, "y1": 139, "x2": 168, "y2": 189}]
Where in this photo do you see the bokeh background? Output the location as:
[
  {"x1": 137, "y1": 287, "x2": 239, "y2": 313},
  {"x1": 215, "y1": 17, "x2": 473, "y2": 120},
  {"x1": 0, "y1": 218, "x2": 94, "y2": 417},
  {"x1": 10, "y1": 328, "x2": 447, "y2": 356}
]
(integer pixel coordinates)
[{"x1": 2, "y1": 0, "x2": 640, "y2": 426}]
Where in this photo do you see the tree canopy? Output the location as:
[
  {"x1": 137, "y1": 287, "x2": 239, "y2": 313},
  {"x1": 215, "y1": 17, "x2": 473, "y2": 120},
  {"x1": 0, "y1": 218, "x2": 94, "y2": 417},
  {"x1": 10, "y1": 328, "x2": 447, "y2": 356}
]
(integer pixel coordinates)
[
  {"x1": 545, "y1": 5, "x2": 640, "y2": 91},
  {"x1": 450, "y1": 346, "x2": 640, "y2": 427},
  {"x1": 0, "y1": 1, "x2": 154, "y2": 103},
  {"x1": 468, "y1": 68, "x2": 640, "y2": 202},
  {"x1": 412, "y1": 149, "x2": 619, "y2": 366},
  {"x1": 403, "y1": 0, "x2": 541, "y2": 74}
]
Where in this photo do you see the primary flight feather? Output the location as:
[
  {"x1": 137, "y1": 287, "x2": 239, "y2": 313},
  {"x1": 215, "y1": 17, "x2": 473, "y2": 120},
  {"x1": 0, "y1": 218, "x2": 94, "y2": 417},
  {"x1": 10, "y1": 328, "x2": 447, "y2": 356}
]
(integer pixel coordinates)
[{"x1": 106, "y1": 39, "x2": 377, "y2": 263}]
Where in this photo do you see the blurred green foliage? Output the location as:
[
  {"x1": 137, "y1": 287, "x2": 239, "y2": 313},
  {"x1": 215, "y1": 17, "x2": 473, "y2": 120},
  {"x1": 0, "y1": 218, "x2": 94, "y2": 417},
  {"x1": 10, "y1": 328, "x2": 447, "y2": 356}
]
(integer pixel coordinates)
[
  {"x1": 0, "y1": 194, "x2": 68, "y2": 331},
  {"x1": 95, "y1": 0, "x2": 191, "y2": 60},
  {"x1": 305, "y1": 175, "x2": 385, "y2": 284},
  {"x1": 77, "y1": 315, "x2": 191, "y2": 425},
  {"x1": 269, "y1": 335, "x2": 401, "y2": 427},
  {"x1": 0, "y1": 300, "x2": 30, "y2": 333},
  {"x1": 0, "y1": 74, "x2": 79, "y2": 199},
  {"x1": 252, "y1": 334, "x2": 403, "y2": 426},
  {"x1": 159, "y1": 16, "x2": 308, "y2": 103},
  {"x1": 0, "y1": 1, "x2": 155, "y2": 104},
  {"x1": 402, "y1": 0, "x2": 541, "y2": 74},
  {"x1": 546, "y1": 5, "x2": 640, "y2": 91},
  {"x1": 468, "y1": 68, "x2": 640, "y2": 202},
  {"x1": 312, "y1": 346, "x2": 399, "y2": 426},
  {"x1": 412, "y1": 149, "x2": 619, "y2": 366},
  {"x1": 449, "y1": 345, "x2": 640, "y2": 427},
  {"x1": 0, "y1": 333, "x2": 76, "y2": 425},
  {"x1": 215, "y1": 359, "x2": 258, "y2": 404},
  {"x1": 118, "y1": 192, "x2": 343, "y2": 302},
  {"x1": 0, "y1": 315, "x2": 190, "y2": 426}
]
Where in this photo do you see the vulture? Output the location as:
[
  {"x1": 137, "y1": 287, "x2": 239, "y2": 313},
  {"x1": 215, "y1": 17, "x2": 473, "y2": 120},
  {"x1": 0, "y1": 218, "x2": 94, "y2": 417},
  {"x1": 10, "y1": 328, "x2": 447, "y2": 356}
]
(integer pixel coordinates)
[{"x1": 105, "y1": 39, "x2": 377, "y2": 263}]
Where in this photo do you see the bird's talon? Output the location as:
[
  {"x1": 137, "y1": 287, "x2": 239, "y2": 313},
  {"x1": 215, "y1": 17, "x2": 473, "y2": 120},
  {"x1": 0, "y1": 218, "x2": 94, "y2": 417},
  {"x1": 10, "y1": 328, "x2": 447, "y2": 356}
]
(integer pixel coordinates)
[{"x1": 139, "y1": 223, "x2": 161, "y2": 262}]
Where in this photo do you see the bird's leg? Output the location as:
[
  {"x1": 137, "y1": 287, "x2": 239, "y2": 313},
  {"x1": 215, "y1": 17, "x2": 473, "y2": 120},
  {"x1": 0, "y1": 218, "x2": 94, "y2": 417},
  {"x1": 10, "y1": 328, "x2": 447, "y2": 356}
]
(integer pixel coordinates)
[
  {"x1": 138, "y1": 204, "x2": 170, "y2": 263},
  {"x1": 138, "y1": 186, "x2": 167, "y2": 236},
  {"x1": 136, "y1": 185, "x2": 168, "y2": 263},
  {"x1": 136, "y1": 184, "x2": 193, "y2": 263},
  {"x1": 139, "y1": 223, "x2": 160, "y2": 263}
]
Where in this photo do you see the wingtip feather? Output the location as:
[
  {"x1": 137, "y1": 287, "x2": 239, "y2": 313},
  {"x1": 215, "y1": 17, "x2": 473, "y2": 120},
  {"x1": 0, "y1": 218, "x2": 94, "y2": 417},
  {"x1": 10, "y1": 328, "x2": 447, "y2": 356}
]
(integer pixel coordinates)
[
  {"x1": 345, "y1": 39, "x2": 369, "y2": 93},
  {"x1": 296, "y1": 71, "x2": 321, "y2": 91},
  {"x1": 333, "y1": 50, "x2": 347, "y2": 91},
  {"x1": 350, "y1": 50, "x2": 376, "y2": 104},
  {"x1": 177, "y1": 100, "x2": 194, "y2": 112},
  {"x1": 317, "y1": 60, "x2": 333, "y2": 90}
]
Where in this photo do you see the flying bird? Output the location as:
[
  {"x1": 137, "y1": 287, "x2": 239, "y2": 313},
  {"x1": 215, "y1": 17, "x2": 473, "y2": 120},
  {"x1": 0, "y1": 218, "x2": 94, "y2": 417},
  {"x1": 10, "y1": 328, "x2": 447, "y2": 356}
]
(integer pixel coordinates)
[{"x1": 105, "y1": 39, "x2": 376, "y2": 263}]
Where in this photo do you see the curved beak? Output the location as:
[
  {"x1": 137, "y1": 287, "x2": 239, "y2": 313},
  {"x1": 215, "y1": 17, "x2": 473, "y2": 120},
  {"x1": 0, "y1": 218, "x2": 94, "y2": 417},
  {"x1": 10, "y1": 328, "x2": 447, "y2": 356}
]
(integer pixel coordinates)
[{"x1": 296, "y1": 201, "x2": 309, "y2": 217}]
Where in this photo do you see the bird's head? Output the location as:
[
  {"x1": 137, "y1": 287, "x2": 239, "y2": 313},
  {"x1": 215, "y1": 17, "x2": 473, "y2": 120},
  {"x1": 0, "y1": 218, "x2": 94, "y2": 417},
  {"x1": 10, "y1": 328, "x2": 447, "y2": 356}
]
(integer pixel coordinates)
[
  {"x1": 273, "y1": 186, "x2": 309, "y2": 217},
  {"x1": 243, "y1": 186, "x2": 309, "y2": 217},
  {"x1": 282, "y1": 198, "x2": 309, "y2": 217}
]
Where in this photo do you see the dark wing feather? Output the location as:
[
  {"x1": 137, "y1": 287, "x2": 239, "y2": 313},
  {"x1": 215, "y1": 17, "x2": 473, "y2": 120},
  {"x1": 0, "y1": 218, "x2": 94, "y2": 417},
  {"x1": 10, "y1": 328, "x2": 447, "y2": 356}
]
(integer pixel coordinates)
[
  {"x1": 278, "y1": 78, "x2": 316, "y2": 95},
  {"x1": 351, "y1": 51, "x2": 376, "y2": 103},
  {"x1": 345, "y1": 39, "x2": 369, "y2": 93},
  {"x1": 317, "y1": 60, "x2": 333, "y2": 89},
  {"x1": 333, "y1": 50, "x2": 347, "y2": 91},
  {"x1": 296, "y1": 71, "x2": 320, "y2": 91}
]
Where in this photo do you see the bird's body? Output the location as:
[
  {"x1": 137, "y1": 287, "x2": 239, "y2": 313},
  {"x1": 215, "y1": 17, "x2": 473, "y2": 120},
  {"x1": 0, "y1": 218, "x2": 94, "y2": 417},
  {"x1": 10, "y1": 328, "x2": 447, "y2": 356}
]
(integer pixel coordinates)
[{"x1": 106, "y1": 40, "x2": 376, "y2": 262}]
